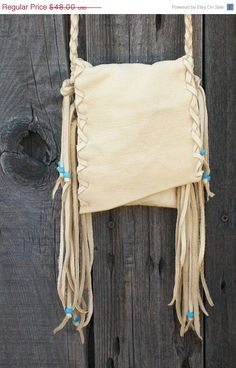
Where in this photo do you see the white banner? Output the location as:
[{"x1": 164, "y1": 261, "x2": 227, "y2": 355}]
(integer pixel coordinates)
[{"x1": 0, "y1": 0, "x2": 235, "y2": 14}]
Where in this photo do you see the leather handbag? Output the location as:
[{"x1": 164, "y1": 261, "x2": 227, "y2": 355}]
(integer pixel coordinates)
[{"x1": 54, "y1": 14, "x2": 214, "y2": 340}]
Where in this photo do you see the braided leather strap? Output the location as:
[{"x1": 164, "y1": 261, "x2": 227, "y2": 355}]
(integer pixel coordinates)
[
  {"x1": 70, "y1": 14, "x2": 193, "y2": 62},
  {"x1": 184, "y1": 14, "x2": 193, "y2": 58},
  {"x1": 70, "y1": 14, "x2": 79, "y2": 76}
]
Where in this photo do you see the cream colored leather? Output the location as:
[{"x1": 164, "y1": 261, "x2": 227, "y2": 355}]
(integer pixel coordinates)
[
  {"x1": 74, "y1": 56, "x2": 201, "y2": 214},
  {"x1": 129, "y1": 188, "x2": 177, "y2": 208}
]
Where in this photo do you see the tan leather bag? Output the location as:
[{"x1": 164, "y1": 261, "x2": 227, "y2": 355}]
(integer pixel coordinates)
[{"x1": 54, "y1": 14, "x2": 214, "y2": 340}]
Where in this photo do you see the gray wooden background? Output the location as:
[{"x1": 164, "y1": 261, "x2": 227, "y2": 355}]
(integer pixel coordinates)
[{"x1": 0, "y1": 14, "x2": 235, "y2": 368}]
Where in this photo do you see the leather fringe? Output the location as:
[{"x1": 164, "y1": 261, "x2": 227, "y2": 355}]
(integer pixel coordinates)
[
  {"x1": 169, "y1": 83, "x2": 214, "y2": 338},
  {"x1": 52, "y1": 78, "x2": 94, "y2": 343}
]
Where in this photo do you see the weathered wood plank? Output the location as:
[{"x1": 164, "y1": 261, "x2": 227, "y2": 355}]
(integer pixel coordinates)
[
  {"x1": 0, "y1": 15, "x2": 87, "y2": 368},
  {"x1": 204, "y1": 15, "x2": 236, "y2": 368},
  {"x1": 2, "y1": 14, "x2": 234, "y2": 368},
  {"x1": 86, "y1": 15, "x2": 204, "y2": 368}
]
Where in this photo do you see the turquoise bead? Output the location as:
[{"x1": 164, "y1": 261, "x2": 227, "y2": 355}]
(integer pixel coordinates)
[
  {"x1": 187, "y1": 311, "x2": 194, "y2": 319},
  {"x1": 65, "y1": 307, "x2": 73, "y2": 315}
]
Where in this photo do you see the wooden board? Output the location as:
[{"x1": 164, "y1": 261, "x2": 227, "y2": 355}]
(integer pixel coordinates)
[
  {"x1": 204, "y1": 15, "x2": 236, "y2": 368},
  {"x1": 0, "y1": 14, "x2": 235, "y2": 368},
  {"x1": 0, "y1": 15, "x2": 88, "y2": 368}
]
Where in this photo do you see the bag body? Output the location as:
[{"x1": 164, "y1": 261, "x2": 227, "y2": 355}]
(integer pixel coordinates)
[
  {"x1": 74, "y1": 56, "x2": 202, "y2": 213},
  {"x1": 54, "y1": 14, "x2": 214, "y2": 340}
]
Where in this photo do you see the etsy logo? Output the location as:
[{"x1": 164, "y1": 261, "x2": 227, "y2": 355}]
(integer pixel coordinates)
[{"x1": 227, "y1": 3, "x2": 234, "y2": 10}]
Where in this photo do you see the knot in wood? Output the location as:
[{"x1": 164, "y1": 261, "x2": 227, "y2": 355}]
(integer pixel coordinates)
[{"x1": 0, "y1": 120, "x2": 56, "y2": 188}]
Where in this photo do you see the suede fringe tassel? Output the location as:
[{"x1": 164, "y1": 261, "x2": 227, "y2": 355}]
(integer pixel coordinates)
[
  {"x1": 169, "y1": 82, "x2": 214, "y2": 339},
  {"x1": 52, "y1": 15, "x2": 94, "y2": 343}
]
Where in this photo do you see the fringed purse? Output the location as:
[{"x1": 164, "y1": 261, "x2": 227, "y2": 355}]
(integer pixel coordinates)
[{"x1": 53, "y1": 14, "x2": 214, "y2": 340}]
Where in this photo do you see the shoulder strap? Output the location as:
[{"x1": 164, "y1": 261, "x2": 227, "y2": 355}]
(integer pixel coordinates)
[
  {"x1": 70, "y1": 14, "x2": 80, "y2": 76},
  {"x1": 184, "y1": 14, "x2": 193, "y2": 57},
  {"x1": 69, "y1": 14, "x2": 193, "y2": 72}
]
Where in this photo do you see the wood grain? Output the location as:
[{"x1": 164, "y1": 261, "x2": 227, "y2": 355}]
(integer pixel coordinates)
[{"x1": 204, "y1": 15, "x2": 236, "y2": 368}]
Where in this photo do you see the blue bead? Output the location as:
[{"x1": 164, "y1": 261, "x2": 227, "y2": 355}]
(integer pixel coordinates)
[
  {"x1": 57, "y1": 166, "x2": 65, "y2": 174},
  {"x1": 187, "y1": 311, "x2": 194, "y2": 319},
  {"x1": 73, "y1": 315, "x2": 81, "y2": 323},
  {"x1": 202, "y1": 172, "x2": 208, "y2": 179},
  {"x1": 202, "y1": 172, "x2": 211, "y2": 181},
  {"x1": 65, "y1": 307, "x2": 73, "y2": 315},
  {"x1": 200, "y1": 148, "x2": 206, "y2": 156},
  {"x1": 64, "y1": 172, "x2": 71, "y2": 179}
]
